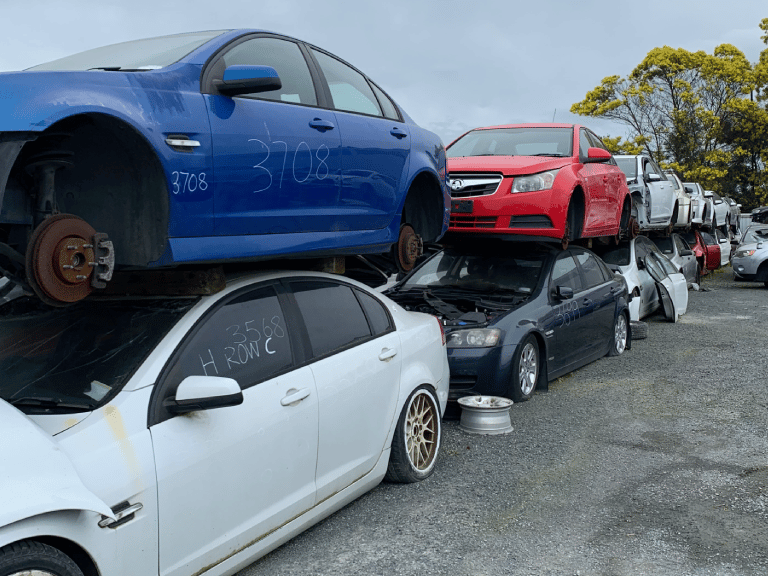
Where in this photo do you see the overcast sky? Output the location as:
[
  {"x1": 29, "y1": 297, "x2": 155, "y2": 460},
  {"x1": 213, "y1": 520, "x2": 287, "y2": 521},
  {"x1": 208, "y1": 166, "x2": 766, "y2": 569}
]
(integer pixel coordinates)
[{"x1": 1, "y1": 0, "x2": 766, "y2": 145}]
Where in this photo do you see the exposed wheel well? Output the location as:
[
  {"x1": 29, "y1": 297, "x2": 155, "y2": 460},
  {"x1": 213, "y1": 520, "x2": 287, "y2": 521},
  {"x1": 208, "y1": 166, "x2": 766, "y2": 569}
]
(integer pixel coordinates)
[
  {"x1": 672, "y1": 201, "x2": 679, "y2": 225},
  {"x1": 4, "y1": 113, "x2": 169, "y2": 267},
  {"x1": 756, "y1": 260, "x2": 768, "y2": 282},
  {"x1": 569, "y1": 187, "x2": 585, "y2": 238},
  {"x1": 34, "y1": 536, "x2": 98, "y2": 576},
  {"x1": 401, "y1": 171, "x2": 445, "y2": 242}
]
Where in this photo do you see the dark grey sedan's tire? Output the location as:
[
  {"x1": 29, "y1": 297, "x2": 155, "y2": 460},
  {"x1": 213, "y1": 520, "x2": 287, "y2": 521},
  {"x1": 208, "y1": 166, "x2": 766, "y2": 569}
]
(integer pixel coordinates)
[
  {"x1": 630, "y1": 320, "x2": 648, "y2": 340},
  {"x1": 385, "y1": 385, "x2": 441, "y2": 483},
  {"x1": 510, "y1": 334, "x2": 540, "y2": 402},
  {"x1": 608, "y1": 313, "x2": 629, "y2": 356},
  {"x1": 0, "y1": 541, "x2": 83, "y2": 576}
]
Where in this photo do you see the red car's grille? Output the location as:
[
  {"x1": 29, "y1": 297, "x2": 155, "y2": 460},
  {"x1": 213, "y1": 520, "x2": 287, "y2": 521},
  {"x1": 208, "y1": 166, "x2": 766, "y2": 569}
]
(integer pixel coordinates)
[
  {"x1": 448, "y1": 173, "x2": 503, "y2": 198},
  {"x1": 450, "y1": 215, "x2": 497, "y2": 228}
]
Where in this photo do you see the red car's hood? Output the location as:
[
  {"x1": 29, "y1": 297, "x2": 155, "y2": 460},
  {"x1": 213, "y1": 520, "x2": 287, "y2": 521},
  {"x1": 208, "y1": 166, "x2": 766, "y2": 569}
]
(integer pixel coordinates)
[{"x1": 447, "y1": 155, "x2": 574, "y2": 176}]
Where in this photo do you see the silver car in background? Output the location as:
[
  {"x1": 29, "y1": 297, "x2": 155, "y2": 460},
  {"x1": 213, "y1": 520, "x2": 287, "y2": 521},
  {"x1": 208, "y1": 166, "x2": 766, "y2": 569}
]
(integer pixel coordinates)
[
  {"x1": 731, "y1": 225, "x2": 768, "y2": 286},
  {"x1": 615, "y1": 154, "x2": 677, "y2": 232},
  {"x1": 684, "y1": 182, "x2": 712, "y2": 227},
  {"x1": 650, "y1": 233, "x2": 699, "y2": 287}
]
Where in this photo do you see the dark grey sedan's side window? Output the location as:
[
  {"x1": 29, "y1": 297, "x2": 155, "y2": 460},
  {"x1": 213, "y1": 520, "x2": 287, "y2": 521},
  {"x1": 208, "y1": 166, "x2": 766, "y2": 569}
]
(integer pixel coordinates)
[
  {"x1": 574, "y1": 252, "x2": 607, "y2": 288},
  {"x1": 290, "y1": 280, "x2": 373, "y2": 358},
  {"x1": 222, "y1": 37, "x2": 317, "y2": 105},
  {"x1": 551, "y1": 253, "x2": 583, "y2": 292}
]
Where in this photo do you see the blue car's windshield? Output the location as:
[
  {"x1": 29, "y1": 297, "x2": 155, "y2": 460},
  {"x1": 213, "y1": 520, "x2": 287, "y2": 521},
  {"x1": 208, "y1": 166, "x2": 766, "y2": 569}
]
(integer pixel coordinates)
[{"x1": 27, "y1": 30, "x2": 228, "y2": 71}]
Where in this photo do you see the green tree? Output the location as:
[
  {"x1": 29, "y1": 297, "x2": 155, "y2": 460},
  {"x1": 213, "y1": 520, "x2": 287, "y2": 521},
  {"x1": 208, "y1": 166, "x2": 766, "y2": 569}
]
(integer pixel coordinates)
[{"x1": 571, "y1": 21, "x2": 768, "y2": 210}]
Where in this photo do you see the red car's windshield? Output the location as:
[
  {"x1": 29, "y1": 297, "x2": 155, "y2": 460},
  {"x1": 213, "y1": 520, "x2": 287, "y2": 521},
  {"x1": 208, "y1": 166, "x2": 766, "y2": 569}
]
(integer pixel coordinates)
[{"x1": 448, "y1": 127, "x2": 573, "y2": 158}]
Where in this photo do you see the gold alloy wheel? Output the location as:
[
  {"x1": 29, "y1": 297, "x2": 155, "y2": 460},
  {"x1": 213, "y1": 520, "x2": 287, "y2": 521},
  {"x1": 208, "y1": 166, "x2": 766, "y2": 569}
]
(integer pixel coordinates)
[{"x1": 405, "y1": 390, "x2": 439, "y2": 471}]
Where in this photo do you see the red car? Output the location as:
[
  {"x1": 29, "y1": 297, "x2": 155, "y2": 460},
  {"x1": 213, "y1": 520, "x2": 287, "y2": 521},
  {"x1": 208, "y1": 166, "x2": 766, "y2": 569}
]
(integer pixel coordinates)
[
  {"x1": 446, "y1": 124, "x2": 631, "y2": 247},
  {"x1": 680, "y1": 229, "x2": 720, "y2": 275}
]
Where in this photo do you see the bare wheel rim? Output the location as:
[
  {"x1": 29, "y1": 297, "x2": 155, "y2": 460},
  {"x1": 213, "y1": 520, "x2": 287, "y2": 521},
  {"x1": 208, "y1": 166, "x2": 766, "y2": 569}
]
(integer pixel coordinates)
[
  {"x1": 405, "y1": 391, "x2": 439, "y2": 471},
  {"x1": 519, "y1": 341, "x2": 538, "y2": 396},
  {"x1": 614, "y1": 314, "x2": 627, "y2": 354},
  {"x1": 8, "y1": 571, "x2": 58, "y2": 576}
]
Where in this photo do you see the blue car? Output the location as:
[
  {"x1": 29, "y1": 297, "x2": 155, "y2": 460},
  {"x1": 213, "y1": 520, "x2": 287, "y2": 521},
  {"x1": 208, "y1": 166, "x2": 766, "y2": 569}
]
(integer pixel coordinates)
[
  {"x1": 385, "y1": 239, "x2": 631, "y2": 406},
  {"x1": 0, "y1": 30, "x2": 449, "y2": 304}
]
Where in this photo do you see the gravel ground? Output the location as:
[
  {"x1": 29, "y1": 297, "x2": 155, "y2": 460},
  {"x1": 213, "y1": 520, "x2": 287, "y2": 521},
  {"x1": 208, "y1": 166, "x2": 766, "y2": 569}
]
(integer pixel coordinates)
[{"x1": 239, "y1": 267, "x2": 768, "y2": 576}]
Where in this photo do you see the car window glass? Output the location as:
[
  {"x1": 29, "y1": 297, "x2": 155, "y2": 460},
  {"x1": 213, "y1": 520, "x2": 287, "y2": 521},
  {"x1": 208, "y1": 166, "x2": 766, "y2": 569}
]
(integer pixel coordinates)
[
  {"x1": 291, "y1": 280, "x2": 372, "y2": 358},
  {"x1": 310, "y1": 49, "x2": 382, "y2": 116},
  {"x1": 586, "y1": 131, "x2": 607, "y2": 151},
  {"x1": 164, "y1": 286, "x2": 293, "y2": 393},
  {"x1": 644, "y1": 254, "x2": 667, "y2": 282},
  {"x1": 222, "y1": 37, "x2": 317, "y2": 105},
  {"x1": 355, "y1": 289, "x2": 393, "y2": 336},
  {"x1": 700, "y1": 232, "x2": 716, "y2": 245},
  {"x1": 551, "y1": 253, "x2": 583, "y2": 292},
  {"x1": 370, "y1": 82, "x2": 400, "y2": 120},
  {"x1": 675, "y1": 235, "x2": 689, "y2": 252},
  {"x1": 579, "y1": 129, "x2": 590, "y2": 158},
  {"x1": 574, "y1": 251, "x2": 606, "y2": 287}
]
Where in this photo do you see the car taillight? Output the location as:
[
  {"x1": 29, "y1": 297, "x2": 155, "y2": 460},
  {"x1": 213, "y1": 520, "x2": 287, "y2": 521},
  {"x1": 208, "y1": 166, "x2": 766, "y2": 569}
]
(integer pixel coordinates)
[{"x1": 435, "y1": 316, "x2": 446, "y2": 346}]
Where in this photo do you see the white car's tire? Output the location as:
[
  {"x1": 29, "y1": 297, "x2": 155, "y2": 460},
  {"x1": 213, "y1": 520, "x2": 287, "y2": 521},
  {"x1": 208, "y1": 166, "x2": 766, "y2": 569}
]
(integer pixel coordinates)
[
  {"x1": 0, "y1": 541, "x2": 83, "y2": 576},
  {"x1": 385, "y1": 385, "x2": 441, "y2": 483}
]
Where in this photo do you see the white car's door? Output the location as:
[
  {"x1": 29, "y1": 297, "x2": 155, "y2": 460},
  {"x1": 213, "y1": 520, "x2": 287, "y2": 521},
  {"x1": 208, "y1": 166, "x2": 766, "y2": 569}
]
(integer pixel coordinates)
[
  {"x1": 287, "y1": 279, "x2": 401, "y2": 502},
  {"x1": 643, "y1": 158, "x2": 675, "y2": 224},
  {"x1": 645, "y1": 252, "x2": 689, "y2": 320},
  {"x1": 715, "y1": 229, "x2": 731, "y2": 266},
  {"x1": 150, "y1": 284, "x2": 319, "y2": 576}
]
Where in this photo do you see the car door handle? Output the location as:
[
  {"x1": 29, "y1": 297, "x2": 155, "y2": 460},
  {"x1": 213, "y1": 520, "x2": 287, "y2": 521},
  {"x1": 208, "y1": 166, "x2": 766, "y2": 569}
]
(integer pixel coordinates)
[
  {"x1": 309, "y1": 119, "x2": 335, "y2": 132},
  {"x1": 280, "y1": 388, "x2": 311, "y2": 406},
  {"x1": 390, "y1": 128, "x2": 408, "y2": 139},
  {"x1": 378, "y1": 347, "x2": 398, "y2": 361},
  {"x1": 581, "y1": 298, "x2": 593, "y2": 306}
]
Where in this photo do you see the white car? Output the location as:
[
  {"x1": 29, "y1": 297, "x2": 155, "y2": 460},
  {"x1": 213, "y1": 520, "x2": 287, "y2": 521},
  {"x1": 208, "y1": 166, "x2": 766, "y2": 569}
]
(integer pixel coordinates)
[
  {"x1": 649, "y1": 233, "x2": 700, "y2": 287},
  {"x1": 593, "y1": 235, "x2": 688, "y2": 322},
  {"x1": 0, "y1": 270, "x2": 449, "y2": 576},
  {"x1": 713, "y1": 228, "x2": 732, "y2": 267},
  {"x1": 708, "y1": 191, "x2": 732, "y2": 233},
  {"x1": 615, "y1": 154, "x2": 677, "y2": 232},
  {"x1": 664, "y1": 172, "x2": 692, "y2": 229},
  {"x1": 684, "y1": 182, "x2": 712, "y2": 227}
]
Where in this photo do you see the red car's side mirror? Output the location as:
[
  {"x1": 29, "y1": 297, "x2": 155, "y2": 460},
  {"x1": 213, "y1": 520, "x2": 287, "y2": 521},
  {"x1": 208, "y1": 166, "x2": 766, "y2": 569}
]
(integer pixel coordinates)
[{"x1": 583, "y1": 147, "x2": 612, "y2": 163}]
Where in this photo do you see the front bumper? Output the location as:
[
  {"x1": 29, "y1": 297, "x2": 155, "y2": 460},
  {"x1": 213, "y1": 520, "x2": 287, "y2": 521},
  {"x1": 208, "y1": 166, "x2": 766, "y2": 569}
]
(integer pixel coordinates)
[
  {"x1": 448, "y1": 181, "x2": 567, "y2": 239},
  {"x1": 446, "y1": 344, "x2": 513, "y2": 402}
]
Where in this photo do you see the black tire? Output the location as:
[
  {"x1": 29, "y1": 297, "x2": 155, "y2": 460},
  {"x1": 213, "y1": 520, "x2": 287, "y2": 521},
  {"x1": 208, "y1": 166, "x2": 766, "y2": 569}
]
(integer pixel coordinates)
[
  {"x1": 630, "y1": 320, "x2": 648, "y2": 340},
  {"x1": 0, "y1": 541, "x2": 83, "y2": 576},
  {"x1": 608, "y1": 312, "x2": 629, "y2": 356},
  {"x1": 510, "y1": 334, "x2": 539, "y2": 402},
  {"x1": 385, "y1": 385, "x2": 441, "y2": 483},
  {"x1": 561, "y1": 205, "x2": 576, "y2": 250}
]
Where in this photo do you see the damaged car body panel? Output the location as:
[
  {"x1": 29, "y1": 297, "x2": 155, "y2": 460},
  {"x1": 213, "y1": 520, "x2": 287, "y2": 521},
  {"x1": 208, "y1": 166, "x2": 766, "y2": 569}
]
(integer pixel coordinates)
[
  {"x1": 385, "y1": 240, "x2": 630, "y2": 405},
  {"x1": 0, "y1": 30, "x2": 449, "y2": 304}
]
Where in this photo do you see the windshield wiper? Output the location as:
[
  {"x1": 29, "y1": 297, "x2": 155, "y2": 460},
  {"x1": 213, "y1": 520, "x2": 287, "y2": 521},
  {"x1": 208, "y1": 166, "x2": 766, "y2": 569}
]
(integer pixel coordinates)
[
  {"x1": 529, "y1": 153, "x2": 568, "y2": 157},
  {"x1": 9, "y1": 397, "x2": 92, "y2": 411}
]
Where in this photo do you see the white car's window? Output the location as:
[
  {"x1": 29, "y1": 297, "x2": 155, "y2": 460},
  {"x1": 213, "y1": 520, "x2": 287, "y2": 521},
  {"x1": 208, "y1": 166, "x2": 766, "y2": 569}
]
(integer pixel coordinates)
[
  {"x1": 311, "y1": 49, "x2": 382, "y2": 116},
  {"x1": 163, "y1": 285, "x2": 294, "y2": 394},
  {"x1": 355, "y1": 290, "x2": 394, "y2": 336},
  {"x1": 222, "y1": 37, "x2": 318, "y2": 105},
  {"x1": 291, "y1": 280, "x2": 373, "y2": 358}
]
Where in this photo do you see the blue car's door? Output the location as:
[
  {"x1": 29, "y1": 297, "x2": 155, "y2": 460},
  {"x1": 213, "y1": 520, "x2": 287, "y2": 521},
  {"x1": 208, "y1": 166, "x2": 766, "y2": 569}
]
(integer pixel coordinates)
[
  {"x1": 572, "y1": 249, "x2": 617, "y2": 355},
  {"x1": 309, "y1": 48, "x2": 410, "y2": 231},
  {"x1": 204, "y1": 36, "x2": 343, "y2": 236}
]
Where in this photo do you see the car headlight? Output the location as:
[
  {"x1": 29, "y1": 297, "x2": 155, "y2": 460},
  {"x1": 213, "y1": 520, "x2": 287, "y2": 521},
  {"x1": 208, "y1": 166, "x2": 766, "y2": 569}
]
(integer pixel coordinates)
[
  {"x1": 511, "y1": 170, "x2": 559, "y2": 193},
  {"x1": 446, "y1": 328, "x2": 501, "y2": 348},
  {"x1": 735, "y1": 249, "x2": 755, "y2": 258}
]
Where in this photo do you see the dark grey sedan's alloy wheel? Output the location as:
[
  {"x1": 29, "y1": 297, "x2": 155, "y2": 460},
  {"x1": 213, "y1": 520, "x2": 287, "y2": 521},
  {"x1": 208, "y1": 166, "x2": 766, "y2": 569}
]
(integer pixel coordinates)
[
  {"x1": 510, "y1": 334, "x2": 539, "y2": 402},
  {"x1": 609, "y1": 313, "x2": 628, "y2": 356}
]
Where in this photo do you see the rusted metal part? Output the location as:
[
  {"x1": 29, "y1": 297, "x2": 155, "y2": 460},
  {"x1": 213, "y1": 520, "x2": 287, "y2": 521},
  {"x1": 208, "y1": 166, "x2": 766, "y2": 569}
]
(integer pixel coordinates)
[
  {"x1": 25, "y1": 214, "x2": 97, "y2": 305},
  {"x1": 395, "y1": 223, "x2": 423, "y2": 272},
  {"x1": 91, "y1": 232, "x2": 115, "y2": 289},
  {"x1": 99, "y1": 266, "x2": 226, "y2": 297}
]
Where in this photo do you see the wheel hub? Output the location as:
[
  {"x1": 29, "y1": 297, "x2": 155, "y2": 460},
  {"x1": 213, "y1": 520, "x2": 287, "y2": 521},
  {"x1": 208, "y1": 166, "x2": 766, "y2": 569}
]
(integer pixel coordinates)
[{"x1": 395, "y1": 224, "x2": 423, "y2": 272}]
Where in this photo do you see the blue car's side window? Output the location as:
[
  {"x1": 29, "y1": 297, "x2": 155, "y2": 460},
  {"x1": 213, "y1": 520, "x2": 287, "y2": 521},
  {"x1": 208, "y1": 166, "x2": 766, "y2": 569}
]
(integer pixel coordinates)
[
  {"x1": 310, "y1": 49, "x2": 383, "y2": 117},
  {"x1": 223, "y1": 37, "x2": 317, "y2": 106}
]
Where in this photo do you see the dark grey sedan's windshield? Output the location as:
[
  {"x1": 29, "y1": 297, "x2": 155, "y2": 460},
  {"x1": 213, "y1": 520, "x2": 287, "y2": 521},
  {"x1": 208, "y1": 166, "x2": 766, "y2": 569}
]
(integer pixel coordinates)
[
  {"x1": 28, "y1": 30, "x2": 227, "y2": 71},
  {"x1": 0, "y1": 297, "x2": 196, "y2": 413},
  {"x1": 448, "y1": 127, "x2": 573, "y2": 158},
  {"x1": 401, "y1": 250, "x2": 545, "y2": 295}
]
